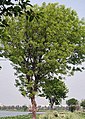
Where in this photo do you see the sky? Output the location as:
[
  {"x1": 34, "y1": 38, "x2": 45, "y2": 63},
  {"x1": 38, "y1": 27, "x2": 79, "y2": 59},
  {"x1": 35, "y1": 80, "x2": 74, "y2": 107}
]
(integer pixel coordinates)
[{"x1": 0, "y1": 0, "x2": 85, "y2": 106}]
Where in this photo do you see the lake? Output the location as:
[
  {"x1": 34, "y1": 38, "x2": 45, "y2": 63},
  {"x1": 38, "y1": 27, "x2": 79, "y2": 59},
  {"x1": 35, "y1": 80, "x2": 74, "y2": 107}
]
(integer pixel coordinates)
[
  {"x1": 0, "y1": 111, "x2": 29, "y2": 117},
  {"x1": 0, "y1": 111, "x2": 44, "y2": 117}
]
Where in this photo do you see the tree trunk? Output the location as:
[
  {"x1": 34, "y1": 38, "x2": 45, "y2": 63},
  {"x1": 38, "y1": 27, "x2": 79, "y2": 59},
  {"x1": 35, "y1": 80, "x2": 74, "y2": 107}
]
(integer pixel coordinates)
[
  {"x1": 50, "y1": 103, "x2": 53, "y2": 110},
  {"x1": 31, "y1": 96, "x2": 37, "y2": 119},
  {"x1": 50, "y1": 98, "x2": 54, "y2": 110}
]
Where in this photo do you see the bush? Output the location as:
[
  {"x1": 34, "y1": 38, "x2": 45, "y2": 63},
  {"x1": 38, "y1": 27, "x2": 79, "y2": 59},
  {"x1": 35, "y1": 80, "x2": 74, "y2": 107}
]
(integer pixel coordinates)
[{"x1": 39, "y1": 111, "x2": 60, "y2": 119}]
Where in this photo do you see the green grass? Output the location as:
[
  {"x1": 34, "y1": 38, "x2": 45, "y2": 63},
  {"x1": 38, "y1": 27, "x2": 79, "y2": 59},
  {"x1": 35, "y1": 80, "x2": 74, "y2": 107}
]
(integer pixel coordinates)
[
  {"x1": 78, "y1": 112, "x2": 85, "y2": 119},
  {"x1": 0, "y1": 115, "x2": 32, "y2": 119}
]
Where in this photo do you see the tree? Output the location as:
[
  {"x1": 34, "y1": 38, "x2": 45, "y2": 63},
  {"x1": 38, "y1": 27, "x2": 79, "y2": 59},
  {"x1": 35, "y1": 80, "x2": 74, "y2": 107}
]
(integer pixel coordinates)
[
  {"x1": 0, "y1": 2, "x2": 85, "y2": 119},
  {"x1": 66, "y1": 98, "x2": 78, "y2": 112},
  {"x1": 39, "y1": 78, "x2": 68, "y2": 109},
  {"x1": 80, "y1": 100, "x2": 85, "y2": 110},
  {"x1": 22, "y1": 105, "x2": 28, "y2": 111}
]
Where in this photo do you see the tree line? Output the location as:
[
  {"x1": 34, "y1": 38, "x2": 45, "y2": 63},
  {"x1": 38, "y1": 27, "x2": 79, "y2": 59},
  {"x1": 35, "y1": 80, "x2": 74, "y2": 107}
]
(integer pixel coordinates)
[
  {"x1": 0, "y1": 105, "x2": 28, "y2": 111},
  {"x1": 0, "y1": 98, "x2": 85, "y2": 112}
]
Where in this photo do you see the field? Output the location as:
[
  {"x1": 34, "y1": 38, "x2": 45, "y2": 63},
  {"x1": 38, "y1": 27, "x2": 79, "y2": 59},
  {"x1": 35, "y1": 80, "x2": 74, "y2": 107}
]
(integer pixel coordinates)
[{"x1": 0, "y1": 111, "x2": 85, "y2": 119}]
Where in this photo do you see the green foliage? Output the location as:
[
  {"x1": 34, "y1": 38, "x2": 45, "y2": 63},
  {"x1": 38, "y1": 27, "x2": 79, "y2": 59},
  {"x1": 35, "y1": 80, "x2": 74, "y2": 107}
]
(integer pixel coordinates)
[
  {"x1": 39, "y1": 78, "x2": 68, "y2": 108},
  {"x1": 81, "y1": 100, "x2": 85, "y2": 109},
  {"x1": 39, "y1": 111, "x2": 59, "y2": 119},
  {"x1": 0, "y1": 2, "x2": 85, "y2": 110},
  {"x1": 66, "y1": 98, "x2": 78, "y2": 112},
  {"x1": 66, "y1": 98, "x2": 78, "y2": 106},
  {"x1": 39, "y1": 111, "x2": 84, "y2": 119},
  {"x1": 0, "y1": 0, "x2": 32, "y2": 15},
  {"x1": 0, "y1": 0, "x2": 34, "y2": 27}
]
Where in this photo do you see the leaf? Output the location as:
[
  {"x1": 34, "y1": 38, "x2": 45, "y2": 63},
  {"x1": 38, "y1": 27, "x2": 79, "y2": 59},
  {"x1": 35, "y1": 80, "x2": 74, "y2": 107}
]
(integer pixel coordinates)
[
  {"x1": 2, "y1": 19, "x2": 9, "y2": 26},
  {"x1": 21, "y1": 91, "x2": 26, "y2": 97}
]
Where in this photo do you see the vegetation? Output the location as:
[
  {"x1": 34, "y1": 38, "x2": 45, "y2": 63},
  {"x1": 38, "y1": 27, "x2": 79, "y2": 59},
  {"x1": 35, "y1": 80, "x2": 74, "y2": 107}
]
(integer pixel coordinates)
[
  {"x1": 0, "y1": 111, "x2": 85, "y2": 119},
  {"x1": 0, "y1": 2, "x2": 85, "y2": 119},
  {"x1": 0, "y1": 0, "x2": 34, "y2": 27},
  {"x1": 0, "y1": 115, "x2": 32, "y2": 119},
  {"x1": 39, "y1": 79, "x2": 68, "y2": 109},
  {"x1": 39, "y1": 111, "x2": 85, "y2": 119},
  {"x1": 0, "y1": 105, "x2": 28, "y2": 111},
  {"x1": 81, "y1": 100, "x2": 85, "y2": 110},
  {"x1": 66, "y1": 98, "x2": 79, "y2": 112}
]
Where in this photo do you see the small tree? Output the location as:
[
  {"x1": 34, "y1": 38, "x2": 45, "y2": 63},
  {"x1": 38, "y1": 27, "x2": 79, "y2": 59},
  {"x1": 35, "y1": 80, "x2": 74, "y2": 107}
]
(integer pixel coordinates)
[
  {"x1": 80, "y1": 100, "x2": 85, "y2": 111},
  {"x1": 66, "y1": 98, "x2": 78, "y2": 112},
  {"x1": 40, "y1": 78, "x2": 68, "y2": 109}
]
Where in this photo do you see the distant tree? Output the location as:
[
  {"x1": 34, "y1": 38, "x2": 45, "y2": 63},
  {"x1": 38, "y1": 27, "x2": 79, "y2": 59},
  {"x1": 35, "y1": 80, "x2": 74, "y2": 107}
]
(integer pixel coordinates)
[
  {"x1": 40, "y1": 78, "x2": 68, "y2": 109},
  {"x1": 15, "y1": 105, "x2": 20, "y2": 110},
  {"x1": 66, "y1": 98, "x2": 78, "y2": 112},
  {"x1": 80, "y1": 100, "x2": 85, "y2": 110},
  {"x1": 22, "y1": 105, "x2": 28, "y2": 111},
  {"x1": 1, "y1": 2, "x2": 85, "y2": 119}
]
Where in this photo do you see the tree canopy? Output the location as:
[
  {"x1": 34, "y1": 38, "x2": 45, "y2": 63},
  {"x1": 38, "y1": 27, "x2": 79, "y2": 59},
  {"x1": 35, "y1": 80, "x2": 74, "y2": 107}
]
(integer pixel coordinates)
[
  {"x1": 0, "y1": 2, "x2": 85, "y2": 119},
  {"x1": 66, "y1": 98, "x2": 78, "y2": 106}
]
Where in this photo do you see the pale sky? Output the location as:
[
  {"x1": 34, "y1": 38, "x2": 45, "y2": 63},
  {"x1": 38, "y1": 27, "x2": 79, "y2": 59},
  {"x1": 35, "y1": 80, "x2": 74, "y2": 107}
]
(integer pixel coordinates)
[{"x1": 0, "y1": 0, "x2": 85, "y2": 106}]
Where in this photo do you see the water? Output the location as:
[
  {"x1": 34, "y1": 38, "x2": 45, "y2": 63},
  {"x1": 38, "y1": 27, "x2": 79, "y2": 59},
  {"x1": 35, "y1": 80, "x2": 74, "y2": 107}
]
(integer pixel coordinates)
[
  {"x1": 0, "y1": 111, "x2": 44, "y2": 117},
  {"x1": 0, "y1": 111, "x2": 29, "y2": 117}
]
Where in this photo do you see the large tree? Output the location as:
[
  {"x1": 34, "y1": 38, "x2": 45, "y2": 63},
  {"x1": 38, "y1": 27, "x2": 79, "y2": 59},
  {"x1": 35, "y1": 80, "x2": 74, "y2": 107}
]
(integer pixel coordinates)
[
  {"x1": 39, "y1": 78, "x2": 68, "y2": 109},
  {"x1": 0, "y1": 2, "x2": 85, "y2": 119}
]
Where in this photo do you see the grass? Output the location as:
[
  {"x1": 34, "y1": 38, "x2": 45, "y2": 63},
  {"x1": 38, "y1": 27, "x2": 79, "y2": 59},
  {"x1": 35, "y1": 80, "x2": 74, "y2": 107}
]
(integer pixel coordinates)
[
  {"x1": 0, "y1": 115, "x2": 32, "y2": 119},
  {"x1": 0, "y1": 111, "x2": 85, "y2": 119},
  {"x1": 38, "y1": 111, "x2": 85, "y2": 119}
]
